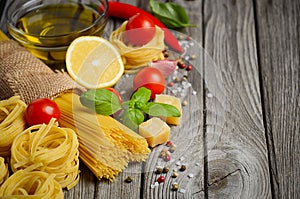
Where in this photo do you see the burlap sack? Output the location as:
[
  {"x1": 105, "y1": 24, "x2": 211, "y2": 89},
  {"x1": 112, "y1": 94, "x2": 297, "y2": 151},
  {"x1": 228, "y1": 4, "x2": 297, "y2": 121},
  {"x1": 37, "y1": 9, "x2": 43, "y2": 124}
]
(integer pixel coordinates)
[{"x1": 0, "y1": 40, "x2": 86, "y2": 104}]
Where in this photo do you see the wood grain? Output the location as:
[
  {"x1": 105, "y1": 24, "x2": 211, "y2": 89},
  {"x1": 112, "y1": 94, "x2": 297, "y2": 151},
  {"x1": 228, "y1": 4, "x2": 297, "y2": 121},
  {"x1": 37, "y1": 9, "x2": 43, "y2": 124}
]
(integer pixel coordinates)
[
  {"x1": 203, "y1": 0, "x2": 271, "y2": 198},
  {"x1": 4, "y1": 0, "x2": 299, "y2": 198},
  {"x1": 138, "y1": 0, "x2": 205, "y2": 198},
  {"x1": 255, "y1": 0, "x2": 300, "y2": 198}
]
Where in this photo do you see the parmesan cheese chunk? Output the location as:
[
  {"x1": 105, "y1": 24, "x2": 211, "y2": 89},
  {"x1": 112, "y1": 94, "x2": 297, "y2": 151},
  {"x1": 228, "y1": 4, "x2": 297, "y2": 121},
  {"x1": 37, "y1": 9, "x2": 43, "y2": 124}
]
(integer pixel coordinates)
[
  {"x1": 139, "y1": 117, "x2": 170, "y2": 147},
  {"x1": 155, "y1": 94, "x2": 182, "y2": 125}
]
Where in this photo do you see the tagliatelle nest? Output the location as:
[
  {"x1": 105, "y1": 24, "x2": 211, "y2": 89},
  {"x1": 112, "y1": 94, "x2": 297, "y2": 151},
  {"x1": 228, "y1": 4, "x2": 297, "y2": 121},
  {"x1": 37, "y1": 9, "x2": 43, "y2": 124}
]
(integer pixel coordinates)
[{"x1": 109, "y1": 21, "x2": 165, "y2": 73}]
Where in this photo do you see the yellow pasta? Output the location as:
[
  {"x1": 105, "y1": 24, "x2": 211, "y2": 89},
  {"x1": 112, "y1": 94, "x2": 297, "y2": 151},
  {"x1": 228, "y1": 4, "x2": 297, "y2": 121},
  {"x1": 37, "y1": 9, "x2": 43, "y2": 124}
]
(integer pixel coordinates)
[
  {"x1": 10, "y1": 118, "x2": 80, "y2": 190},
  {"x1": 110, "y1": 21, "x2": 165, "y2": 72},
  {"x1": 54, "y1": 93, "x2": 150, "y2": 180},
  {"x1": 0, "y1": 166, "x2": 63, "y2": 199},
  {"x1": 0, "y1": 157, "x2": 9, "y2": 185},
  {"x1": 0, "y1": 96, "x2": 27, "y2": 157}
]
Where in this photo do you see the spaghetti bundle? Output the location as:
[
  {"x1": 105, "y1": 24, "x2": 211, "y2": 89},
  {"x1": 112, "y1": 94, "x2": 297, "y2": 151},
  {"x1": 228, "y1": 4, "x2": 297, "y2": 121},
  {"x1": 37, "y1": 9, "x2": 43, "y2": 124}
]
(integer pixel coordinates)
[
  {"x1": 0, "y1": 157, "x2": 9, "y2": 185},
  {"x1": 10, "y1": 118, "x2": 80, "y2": 190},
  {"x1": 98, "y1": 114, "x2": 151, "y2": 162},
  {"x1": 0, "y1": 167, "x2": 63, "y2": 199},
  {"x1": 110, "y1": 21, "x2": 165, "y2": 73},
  {"x1": 54, "y1": 93, "x2": 150, "y2": 180},
  {"x1": 0, "y1": 96, "x2": 27, "y2": 157}
]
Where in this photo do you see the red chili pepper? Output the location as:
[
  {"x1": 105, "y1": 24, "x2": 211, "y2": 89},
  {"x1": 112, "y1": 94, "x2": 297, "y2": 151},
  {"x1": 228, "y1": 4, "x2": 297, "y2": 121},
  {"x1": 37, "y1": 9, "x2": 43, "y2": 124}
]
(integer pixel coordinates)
[{"x1": 107, "y1": 1, "x2": 184, "y2": 53}]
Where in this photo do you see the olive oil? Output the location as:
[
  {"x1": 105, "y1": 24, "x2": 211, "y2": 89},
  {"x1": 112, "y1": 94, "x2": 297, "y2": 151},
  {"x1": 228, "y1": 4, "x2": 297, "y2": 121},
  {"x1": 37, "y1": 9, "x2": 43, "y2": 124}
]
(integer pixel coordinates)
[{"x1": 11, "y1": 3, "x2": 106, "y2": 65}]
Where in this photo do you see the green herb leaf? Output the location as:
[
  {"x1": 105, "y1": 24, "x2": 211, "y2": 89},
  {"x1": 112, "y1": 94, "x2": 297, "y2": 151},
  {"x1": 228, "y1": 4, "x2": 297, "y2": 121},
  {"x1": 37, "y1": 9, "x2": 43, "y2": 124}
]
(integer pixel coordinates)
[
  {"x1": 142, "y1": 102, "x2": 181, "y2": 117},
  {"x1": 121, "y1": 108, "x2": 145, "y2": 130},
  {"x1": 149, "y1": 0, "x2": 196, "y2": 29},
  {"x1": 80, "y1": 89, "x2": 122, "y2": 115},
  {"x1": 131, "y1": 87, "x2": 151, "y2": 105}
]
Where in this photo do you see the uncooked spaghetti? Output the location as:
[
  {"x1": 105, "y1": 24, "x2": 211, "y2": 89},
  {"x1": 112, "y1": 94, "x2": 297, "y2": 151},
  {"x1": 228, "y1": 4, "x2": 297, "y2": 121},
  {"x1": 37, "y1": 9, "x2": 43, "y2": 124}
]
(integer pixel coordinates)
[{"x1": 54, "y1": 93, "x2": 150, "y2": 180}]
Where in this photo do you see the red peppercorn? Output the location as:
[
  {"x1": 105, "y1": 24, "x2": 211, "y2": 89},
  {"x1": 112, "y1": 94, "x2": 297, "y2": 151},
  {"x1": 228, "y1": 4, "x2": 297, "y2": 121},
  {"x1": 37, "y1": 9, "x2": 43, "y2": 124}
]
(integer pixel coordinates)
[
  {"x1": 186, "y1": 65, "x2": 193, "y2": 71},
  {"x1": 177, "y1": 60, "x2": 186, "y2": 69},
  {"x1": 168, "y1": 82, "x2": 174, "y2": 87},
  {"x1": 166, "y1": 141, "x2": 173, "y2": 146},
  {"x1": 164, "y1": 154, "x2": 171, "y2": 162},
  {"x1": 157, "y1": 175, "x2": 165, "y2": 183}
]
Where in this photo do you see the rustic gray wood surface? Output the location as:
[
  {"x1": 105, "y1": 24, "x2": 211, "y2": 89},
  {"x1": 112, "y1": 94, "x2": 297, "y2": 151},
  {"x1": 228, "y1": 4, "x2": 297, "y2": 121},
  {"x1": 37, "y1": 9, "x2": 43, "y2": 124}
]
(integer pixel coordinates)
[{"x1": 0, "y1": 0, "x2": 299, "y2": 198}]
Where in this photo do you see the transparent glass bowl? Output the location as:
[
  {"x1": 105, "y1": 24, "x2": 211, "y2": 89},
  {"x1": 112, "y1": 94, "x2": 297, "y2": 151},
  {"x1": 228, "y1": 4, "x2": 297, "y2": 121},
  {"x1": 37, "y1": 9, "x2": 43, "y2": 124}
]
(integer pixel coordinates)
[{"x1": 6, "y1": 0, "x2": 108, "y2": 65}]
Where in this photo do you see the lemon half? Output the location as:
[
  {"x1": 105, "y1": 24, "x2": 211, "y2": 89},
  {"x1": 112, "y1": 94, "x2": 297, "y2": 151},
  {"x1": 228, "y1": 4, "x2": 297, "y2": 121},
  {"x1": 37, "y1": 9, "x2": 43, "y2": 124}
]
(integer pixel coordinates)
[{"x1": 66, "y1": 36, "x2": 124, "y2": 89}]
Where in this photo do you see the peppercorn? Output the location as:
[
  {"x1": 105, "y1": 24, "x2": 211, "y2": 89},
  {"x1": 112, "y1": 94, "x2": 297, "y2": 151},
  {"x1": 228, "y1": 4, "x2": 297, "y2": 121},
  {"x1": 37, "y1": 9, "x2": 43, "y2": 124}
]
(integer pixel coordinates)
[
  {"x1": 178, "y1": 34, "x2": 184, "y2": 40},
  {"x1": 172, "y1": 183, "x2": 179, "y2": 191},
  {"x1": 182, "y1": 76, "x2": 188, "y2": 81},
  {"x1": 163, "y1": 166, "x2": 170, "y2": 173},
  {"x1": 166, "y1": 141, "x2": 173, "y2": 147},
  {"x1": 179, "y1": 165, "x2": 186, "y2": 171},
  {"x1": 177, "y1": 60, "x2": 186, "y2": 69},
  {"x1": 169, "y1": 145, "x2": 176, "y2": 153},
  {"x1": 168, "y1": 81, "x2": 174, "y2": 87},
  {"x1": 125, "y1": 176, "x2": 134, "y2": 183},
  {"x1": 159, "y1": 148, "x2": 167, "y2": 158},
  {"x1": 182, "y1": 100, "x2": 188, "y2": 106},
  {"x1": 164, "y1": 151, "x2": 171, "y2": 162},
  {"x1": 163, "y1": 51, "x2": 170, "y2": 58},
  {"x1": 164, "y1": 153, "x2": 171, "y2": 162},
  {"x1": 155, "y1": 166, "x2": 163, "y2": 174},
  {"x1": 186, "y1": 65, "x2": 193, "y2": 71},
  {"x1": 174, "y1": 76, "x2": 181, "y2": 82},
  {"x1": 157, "y1": 175, "x2": 165, "y2": 183},
  {"x1": 172, "y1": 172, "x2": 178, "y2": 178}
]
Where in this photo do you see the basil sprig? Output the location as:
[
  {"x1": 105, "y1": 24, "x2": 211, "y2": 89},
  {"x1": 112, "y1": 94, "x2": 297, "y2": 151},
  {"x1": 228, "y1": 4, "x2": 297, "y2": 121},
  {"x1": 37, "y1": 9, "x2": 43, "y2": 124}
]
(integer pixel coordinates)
[
  {"x1": 80, "y1": 89, "x2": 122, "y2": 115},
  {"x1": 80, "y1": 87, "x2": 181, "y2": 131},
  {"x1": 149, "y1": 0, "x2": 196, "y2": 29}
]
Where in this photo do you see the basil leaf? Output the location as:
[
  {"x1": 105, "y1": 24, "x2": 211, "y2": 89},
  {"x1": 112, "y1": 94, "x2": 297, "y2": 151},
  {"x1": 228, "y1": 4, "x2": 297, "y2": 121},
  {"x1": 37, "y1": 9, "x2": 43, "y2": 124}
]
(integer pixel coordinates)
[
  {"x1": 80, "y1": 89, "x2": 121, "y2": 115},
  {"x1": 131, "y1": 87, "x2": 151, "y2": 104},
  {"x1": 142, "y1": 102, "x2": 181, "y2": 117},
  {"x1": 149, "y1": 0, "x2": 196, "y2": 29},
  {"x1": 121, "y1": 108, "x2": 145, "y2": 130}
]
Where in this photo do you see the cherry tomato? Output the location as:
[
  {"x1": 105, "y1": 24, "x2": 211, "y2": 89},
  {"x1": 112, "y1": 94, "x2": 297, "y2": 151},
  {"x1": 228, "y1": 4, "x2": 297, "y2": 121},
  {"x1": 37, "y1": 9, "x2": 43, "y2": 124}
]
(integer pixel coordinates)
[
  {"x1": 105, "y1": 87, "x2": 122, "y2": 104},
  {"x1": 125, "y1": 13, "x2": 156, "y2": 46},
  {"x1": 25, "y1": 98, "x2": 60, "y2": 126},
  {"x1": 133, "y1": 67, "x2": 166, "y2": 99}
]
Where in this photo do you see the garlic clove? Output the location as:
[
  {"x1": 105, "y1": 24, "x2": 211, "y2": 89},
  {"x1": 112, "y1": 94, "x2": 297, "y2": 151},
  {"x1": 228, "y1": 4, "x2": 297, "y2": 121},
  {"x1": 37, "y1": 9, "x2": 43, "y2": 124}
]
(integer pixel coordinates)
[{"x1": 149, "y1": 60, "x2": 178, "y2": 77}]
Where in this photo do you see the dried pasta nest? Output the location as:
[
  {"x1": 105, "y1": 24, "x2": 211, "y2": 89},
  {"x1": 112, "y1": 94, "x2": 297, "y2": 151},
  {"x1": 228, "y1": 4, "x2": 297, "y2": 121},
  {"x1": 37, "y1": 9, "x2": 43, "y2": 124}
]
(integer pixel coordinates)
[
  {"x1": 0, "y1": 157, "x2": 9, "y2": 185},
  {"x1": 0, "y1": 167, "x2": 63, "y2": 199},
  {"x1": 109, "y1": 21, "x2": 165, "y2": 73},
  {"x1": 10, "y1": 118, "x2": 80, "y2": 190},
  {"x1": 0, "y1": 96, "x2": 27, "y2": 157}
]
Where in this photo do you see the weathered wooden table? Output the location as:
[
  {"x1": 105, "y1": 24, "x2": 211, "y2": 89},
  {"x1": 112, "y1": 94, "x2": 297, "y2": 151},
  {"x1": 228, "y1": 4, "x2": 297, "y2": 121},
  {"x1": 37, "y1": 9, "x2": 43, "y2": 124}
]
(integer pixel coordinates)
[{"x1": 1, "y1": 0, "x2": 299, "y2": 198}]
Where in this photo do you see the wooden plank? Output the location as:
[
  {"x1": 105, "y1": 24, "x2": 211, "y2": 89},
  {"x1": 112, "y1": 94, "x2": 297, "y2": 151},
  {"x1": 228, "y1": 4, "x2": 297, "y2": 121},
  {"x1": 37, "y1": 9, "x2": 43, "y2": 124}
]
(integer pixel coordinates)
[
  {"x1": 71, "y1": 0, "x2": 146, "y2": 198},
  {"x1": 203, "y1": 0, "x2": 271, "y2": 198},
  {"x1": 254, "y1": 0, "x2": 300, "y2": 198},
  {"x1": 140, "y1": 0, "x2": 205, "y2": 198}
]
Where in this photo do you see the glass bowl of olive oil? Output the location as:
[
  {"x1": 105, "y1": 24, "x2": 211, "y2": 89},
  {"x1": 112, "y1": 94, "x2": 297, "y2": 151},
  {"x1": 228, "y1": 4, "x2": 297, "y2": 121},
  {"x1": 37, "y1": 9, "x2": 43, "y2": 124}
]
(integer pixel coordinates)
[{"x1": 6, "y1": 0, "x2": 108, "y2": 66}]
